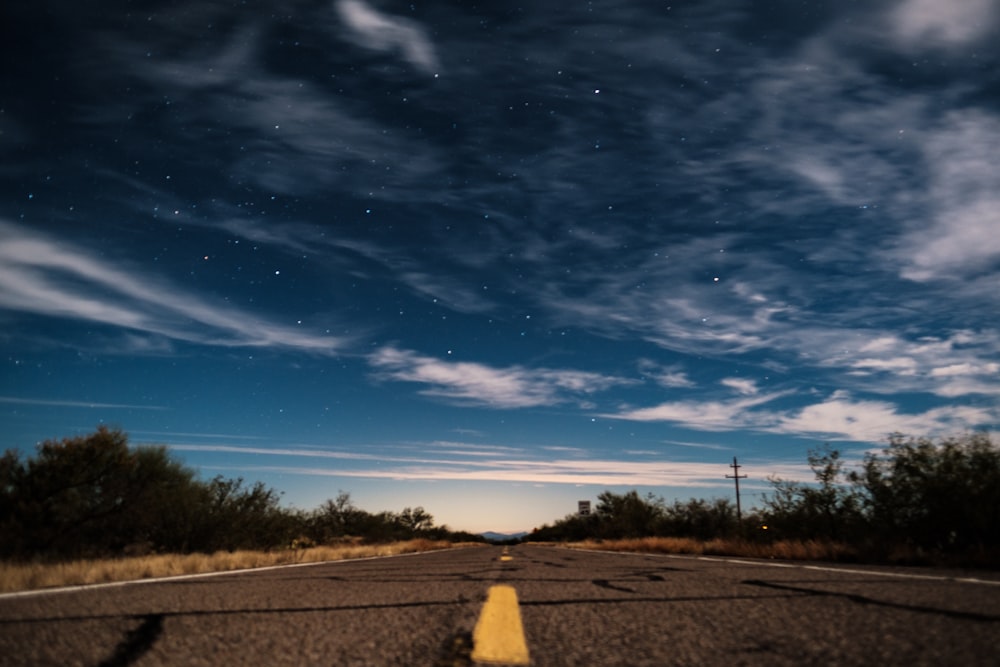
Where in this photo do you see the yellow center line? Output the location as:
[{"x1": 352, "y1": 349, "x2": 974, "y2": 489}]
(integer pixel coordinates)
[{"x1": 471, "y1": 585, "x2": 530, "y2": 665}]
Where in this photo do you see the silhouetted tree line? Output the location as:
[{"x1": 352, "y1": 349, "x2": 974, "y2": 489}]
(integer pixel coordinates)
[
  {"x1": 0, "y1": 427, "x2": 483, "y2": 561},
  {"x1": 529, "y1": 491, "x2": 743, "y2": 543},
  {"x1": 765, "y1": 433, "x2": 1000, "y2": 558},
  {"x1": 530, "y1": 433, "x2": 999, "y2": 564}
]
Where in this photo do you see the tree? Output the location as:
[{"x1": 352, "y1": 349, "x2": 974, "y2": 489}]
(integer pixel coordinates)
[
  {"x1": 596, "y1": 490, "x2": 664, "y2": 538},
  {"x1": 309, "y1": 491, "x2": 364, "y2": 542},
  {"x1": 397, "y1": 506, "x2": 434, "y2": 533},
  {"x1": 0, "y1": 427, "x2": 213, "y2": 558},
  {"x1": 850, "y1": 432, "x2": 1000, "y2": 552},
  {"x1": 102, "y1": 444, "x2": 203, "y2": 553},
  {"x1": 0, "y1": 427, "x2": 306, "y2": 557},
  {"x1": 0, "y1": 449, "x2": 28, "y2": 557},
  {"x1": 530, "y1": 491, "x2": 747, "y2": 542},
  {"x1": 529, "y1": 513, "x2": 600, "y2": 542},
  {"x1": 2, "y1": 427, "x2": 492, "y2": 559},
  {"x1": 662, "y1": 498, "x2": 739, "y2": 540},
  {"x1": 763, "y1": 445, "x2": 862, "y2": 541},
  {"x1": 191, "y1": 476, "x2": 290, "y2": 551}
]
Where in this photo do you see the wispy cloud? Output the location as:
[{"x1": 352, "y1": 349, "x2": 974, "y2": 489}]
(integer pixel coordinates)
[
  {"x1": 888, "y1": 0, "x2": 997, "y2": 49},
  {"x1": 71, "y1": 0, "x2": 997, "y2": 410},
  {"x1": 369, "y1": 345, "x2": 636, "y2": 408},
  {"x1": 638, "y1": 359, "x2": 696, "y2": 389},
  {"x1": 605, "y1": 389, "x2": 997, "y2": 443},
  {"x1": 167, "y1": 443, "x2": 382, "y2": 461},
  {"x1": 930, "y1": 362, "x2": 1000, "y2": 377},
  {"x1": 132, "y1": 431, "x2": 266, "y2": 441},
  {"x1": 0, "y1": 221, "x2": 351, "y2": 354},
  {"x1": 0, "y1": 396, "x2": 167, "y2": 410},
  {"x1": 894, "y1": 110, "x2": 1000, "y2": 283},
  {"x1": 413, "y1": 441, "x2": 526, "y2": 458},
  {"x1": 87, "y1": 13, "x2": 447, "y2": 201},
  {"x1": 165, "y1": 437, "x2": 809, "y2": 486},
  {"x1": 720, "y1": 378, "x2": 759, "y2": 396},
  {"x1": 335, "y1": 0, "x2": 439, "y2": 75},
  {"x1": 832, "y1": 331, "x2": 1000, "y2": 397},
  {"x1": 774, "y1": 391, "x2": 996, "y2": 442},
  {"x1": 662, "y1": 440, "x2": 732, "y2": 452},
  {"x1": 603, "y1": 392, "x2": 791, "y2": 432},
  {"x1": 449, "y1": 428, "x2": 486, "y2": 439},
  {"x1": 208, "y1": 458, "x2": 812, "y2": 487},
  {"x1": 6, "y1": 2, "x2": 997, "y2": 459}
]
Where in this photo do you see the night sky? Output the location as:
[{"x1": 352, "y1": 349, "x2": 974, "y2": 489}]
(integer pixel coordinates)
[{"x1": 2, "y1": 1, "x2": 998, "y2": 532}]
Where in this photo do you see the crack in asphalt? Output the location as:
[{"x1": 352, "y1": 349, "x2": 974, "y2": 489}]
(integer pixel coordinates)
[
  {"x1": 96, "y1": 613, "x2": 163, "y2": 667},
  {"x1": 592, "y1": 579, "x2": 637, "y2": 593},
  {"x1": 742, "y1": 580, "x2": 1000, "y2": 622}
]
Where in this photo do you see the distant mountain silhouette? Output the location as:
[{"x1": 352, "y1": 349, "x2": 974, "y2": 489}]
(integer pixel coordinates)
[{"x1": 481, "y1": 531, "x2": 528, "y2": 543}]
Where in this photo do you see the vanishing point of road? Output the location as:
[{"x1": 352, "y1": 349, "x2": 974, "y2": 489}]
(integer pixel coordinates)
[{"x1": 2, "y1": 544, "x2": 998, "y2": 666}]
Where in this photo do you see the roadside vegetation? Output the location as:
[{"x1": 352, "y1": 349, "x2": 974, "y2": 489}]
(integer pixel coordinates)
[
  {"x1": 0, "y1": 427, "x2": 485, "y2": 591},
  {"x1": 0, "y1": 538, "x2": 476, "y2": 594},
  {"x1": 4, "y1": 428, "x2": 998, "y2": 592},
  {"x1": 556, "y1": 536, "x2": 859, "y2": 563},
  {"x1": 528, "y1": 432, "x2": 1000, "y2": 569}
]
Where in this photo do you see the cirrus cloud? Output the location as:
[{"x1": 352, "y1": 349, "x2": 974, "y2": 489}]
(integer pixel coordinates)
[
  {"x1": 369, "y1": 345, "x2": 636, "y2": 409},
  {"x1": 0, "y1": 220, "x2": 351, "y2": 354},
  {"x1": 604, "y1": 389, "x2": 996, "y2": 443},
  {"x1": 335, "y1": 0, "x2": 439, "y2": 74}
]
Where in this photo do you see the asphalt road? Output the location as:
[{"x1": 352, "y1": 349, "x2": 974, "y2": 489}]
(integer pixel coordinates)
[{"x1": 1, "y1": 545, "x2": 998, "y2": 666}]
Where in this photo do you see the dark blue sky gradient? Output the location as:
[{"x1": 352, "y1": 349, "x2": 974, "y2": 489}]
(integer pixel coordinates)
[{"x1": 2, "y1": 0, "x2": 998, "y2": 531}]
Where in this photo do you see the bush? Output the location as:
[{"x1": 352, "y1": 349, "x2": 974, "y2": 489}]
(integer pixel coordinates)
[
  {"x1": 850, "y1": 432, "x2": 1000, "y2": 553},
  {"x1": 0, "y1": 427, "x2": 203, "y2": 558},
  {"x1": 531, "y1": 433, "x2": 1000, "y2": 566},
  {"x1": 1, "y1": 427, "x2": 477, "y2": 561},
  {"x1": 762, "y1": 445, "x2": 864, "y2": 542}
]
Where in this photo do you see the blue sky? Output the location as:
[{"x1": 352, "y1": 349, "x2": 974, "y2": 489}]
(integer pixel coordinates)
[{"x1": 2, "y1": 0, "x2": 998, "y2": 532}]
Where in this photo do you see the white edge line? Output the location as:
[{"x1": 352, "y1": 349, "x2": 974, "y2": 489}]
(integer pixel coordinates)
[
  {"x1": 559, "y1": 547, "x2": 1000, "y2": 586},
  {"x1": 0, "y1": 550, "x2": 433, "y2": 601}
]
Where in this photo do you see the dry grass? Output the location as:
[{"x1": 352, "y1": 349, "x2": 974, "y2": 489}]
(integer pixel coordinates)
[
  {"x1": 559, "y1": 536, "x2": 859, "y2": 562},
  {"x1": 0, "y1": 539, "x2": 483, "y2": 594},
  {"x1": 539, "y1": 537, "x2": 1000, "y2": 569}
]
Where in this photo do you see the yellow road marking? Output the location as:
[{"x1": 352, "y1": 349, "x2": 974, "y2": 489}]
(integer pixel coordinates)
[{"x1": 471, "y1": 585, "x2": 530, "y2": 665}]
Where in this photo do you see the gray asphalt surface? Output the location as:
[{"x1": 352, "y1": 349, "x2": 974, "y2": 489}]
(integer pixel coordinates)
[{"x1": 1, "y1": 545, "x2": 998, "y2": 666}]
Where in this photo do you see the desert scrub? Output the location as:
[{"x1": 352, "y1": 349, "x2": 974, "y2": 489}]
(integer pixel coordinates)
[
  {"x1": 0, "y1": 540, "x2": 481, "y2": 593},
  {"x1": 563, "y1": 536, "x2": 859, "y2": 562}
]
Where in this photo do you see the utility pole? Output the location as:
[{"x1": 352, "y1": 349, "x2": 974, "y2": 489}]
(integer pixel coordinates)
[{"x1": 726, "y1": 456, "x2": 747, "y2": 523}]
